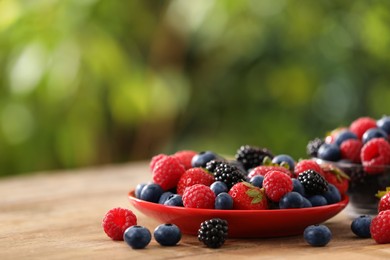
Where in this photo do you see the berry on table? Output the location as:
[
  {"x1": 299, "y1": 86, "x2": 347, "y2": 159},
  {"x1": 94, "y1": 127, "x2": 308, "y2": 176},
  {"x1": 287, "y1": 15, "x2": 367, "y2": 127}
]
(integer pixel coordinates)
[
  {"x1": 102, "y1": 207, "x2": 137, "y2": 241},
  {"x1": 191, "y1": 151, "x2": 219, "y2": 168},
  {"x1": 235, "y1": 145, "x2": 274, "y2": 171},
  {"x1": 370, "y1": 209, "x2": 390, "y2": 244},
  {"x1": 351, "y1": 215, "x2": 372, "y2": 238},
  {"x1": 123, "y1": 225, "x2": 151, "y2": 249},
  {"x1": 350, "y1": 116, "x2": 377, "y2": 140},
  {"x1": 215, "y1": 192, "x2": 234, "y2": 210},
  {"x1": 172, "y1": 150, "x2": 197, "y2": 170},
  {"x1": 214, "y1": 162, "x2": 246, "y2": 189},
  {"x1": 303, "y1": 224, "x2": 332, "y2": 247},
  {"x1": 153, "y1": 224, "x2": 182, "y2": 246},
  {"x1": 298, "y1": 170, "x2": 329, "y2": 195},
  {"x1": 198, "y1": 218, "x2": 228, "y2": 248},
  {"x1": 360, "y1": 138, "x2": 390, "y2": 174},
  {"x1": 317, "y1": 143, "x2": 341, "y2": 162},
  {"x1": 263, "y1": 170, "x2": 293, "y2": 202},
  {"x1": 152, "y1": 156, "x2": 185, "y2": 190},
  {"x1": 182, "y1": 184, "x2": 216, "y2": 209},
  {"x1": 139, "y1": 183, "x2": 164, "y2": 203},
  {"x1": 177, "y1": 167, "x2": 214, "y2": 195}
]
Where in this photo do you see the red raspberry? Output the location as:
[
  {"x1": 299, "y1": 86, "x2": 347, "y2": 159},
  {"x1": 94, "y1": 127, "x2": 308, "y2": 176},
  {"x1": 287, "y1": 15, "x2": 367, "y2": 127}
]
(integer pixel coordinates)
[
  {"x1": 248, "y1": 165, "x2": 292, "y2": 178},
  {"x1": 320, "y1": 163, "x2": 349, "y2": 195},
  {"x1": 149, "y1": 154, "x2": 168, "y2": 171},
  {"x1": 102, "y1": 207, "x2": 137, "y2": 240},
  {"x1": 378, "y1": 191, "x2": 390, "y2": 212},
  {"x1": 294, "y1": 159, "x2": 322, "y2": 177},
  {"x1": 177, "y1": 167, "x2": 214, "y2": 195},
  {"x1": 360, "y1": 138, "x2": 390, "y2": 174},
  {"x1": 152, "y1": 156, "x2": 185, "y2": 190},
  {"x1": 182, "y1": 184, "x2": 215, "y2": 209},
  {"x1": 228, "y1": 182, "x2": 268, "y2": 210},
  {"x1": 172, "y1": 150, "x2": 197, "y2": 170},
  {"x1": 340, "y1": 139, "x2": 363, "y2": 163},
  {"x1": 263, "y1": 170, "x2": 293, "y2": 202},
  {"x1": 350, "y1": 117, "x2": 377, "y2": 140},
  {"x1": 370, "y1": 210, "x2": 390, "y2": 244}
]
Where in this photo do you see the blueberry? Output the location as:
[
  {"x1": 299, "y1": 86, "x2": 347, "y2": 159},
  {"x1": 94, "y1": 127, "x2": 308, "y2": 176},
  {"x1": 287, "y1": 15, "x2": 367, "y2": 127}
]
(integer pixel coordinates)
[
  {"x1": 317, "y1": 143, "x2": 341, "y2": 161},
  {"x1": 308, "y1": 195, "x2": 327, "y2": 207},
  {"x1": 362, "y1": 128, "x2": 388, "y2": 143},
  {"x1": 158, "y1": 191, "x2": 174, "y2": 204},
  {"x1": 135, "y1": 183, "x2": 147, "y2": 198},
  {"x1": 279, "y1": 192, "x2": 305, "y2": 209},
  {"x1": 215, "y1": 192, "x2": 233, "y2": 209},
  {"x1": 351, "y1": 215, "x2": 372, "y2": 238},
  {"x1": 164, "y1": 194, "x2": 183, "y2": 207},
  {"x1": 191, "y1": 151, "x2": 219, "y2": 168},
  {"x1": 210, "y1": 181, "x2": 228, "y2": 195},
  {"x1": 123, "y1": 226, "x2": 151, "y2": 249},
  {"x1": 323, "y1": 183, "x2": 341, "y2": 204},
  {"x1": 140, "y1": 183, "x2": 164, "y2": 203},
  {"x1": 334, "y1": 130, "x2": 358, "y2": 146},
  {"x1": 302, "y1": 197, "x2": 313, "y2": 208},
  {"x1": 292, "y1": 178, "x2": 305, "y2": 196},
  {"x1": 249, "y1": 175, "x2": 264, "y2": 188},
  {"x1": 272, "y1": 154, "x2": 295, "y2": 171},
  {"x1": 377, "y1": 115, "x2": 390, "y2": 134},
  {"x1": 153, "y1": 223, "x2": 182, "y2": 246},
  {"x1": 304, "y1": 224, "x2": 332, "y2": 246}
]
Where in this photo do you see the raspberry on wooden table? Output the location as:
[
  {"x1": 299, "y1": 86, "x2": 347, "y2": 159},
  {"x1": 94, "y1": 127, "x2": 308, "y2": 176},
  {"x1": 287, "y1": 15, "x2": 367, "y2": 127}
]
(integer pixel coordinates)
[
  {"x1": 102, "y1": 207, "x2": 137, "y2": 241},
  {"x1": 370, "y1": 210, "x2": 390, "y2": 244}
]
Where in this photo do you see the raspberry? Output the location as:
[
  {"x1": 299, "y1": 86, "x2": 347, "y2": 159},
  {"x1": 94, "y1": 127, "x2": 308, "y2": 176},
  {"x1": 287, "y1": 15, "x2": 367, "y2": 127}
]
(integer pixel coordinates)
[
  {"x1": 228, "y1": 182, "x2": 268, "y2": 210},
  {"x1": 360, "y1": 138, "x2": 390, "y2": 174},
  {"x1": 340, "y1": 139, "x2": 363, "y2": 163},
  {"x1": 370, "y1": 210, "x2": 390, "y2": 244},
  {"x1": 248, "y1": 165, "x2": 292, "y2": 178},
  {"x1": 263, "y1": 170, "x2": 293, "y2": 202},
  {"x1": 102, "y1": 207, "x2": 137, "y2": 241},
  {"x1": 172, "y1": 150, "x2": 197, "y2": 170},
  {"x1": 198, "y1": 218, "x2": 228, "y2": 248},
  {"x1": 350, "y1": 117, "x2": 377, "y2": 140},
  {"x1": 152, "y1": 156, "x2": 185, "y2": 190},
  {"x1": 177, "y1": 168, "x2": 214, "y2": 195},
  {"x1": 150, "y1": 154, "x2": 168, "y2": 172},
  {"x1": 182, "y1": 184, "x2": 215, "y2": 209},
  {"x1": 294, "y1": 159, "x2": 322, "y2": 177},
  {"x1": 378, "y1": 191, "x2": 390, "y2": 212}
]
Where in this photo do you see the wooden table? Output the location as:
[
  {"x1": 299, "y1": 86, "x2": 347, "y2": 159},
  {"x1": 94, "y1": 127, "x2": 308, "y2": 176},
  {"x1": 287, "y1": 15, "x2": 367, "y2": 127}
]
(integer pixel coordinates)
[{"x1": 1, "y1": 162, "x2": 389, "y2": 259}]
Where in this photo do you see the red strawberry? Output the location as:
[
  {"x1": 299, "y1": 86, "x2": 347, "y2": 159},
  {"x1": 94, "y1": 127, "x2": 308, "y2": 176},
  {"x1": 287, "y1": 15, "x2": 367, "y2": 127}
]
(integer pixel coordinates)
[
  {"x1": 228, "y1": 182, "x2": 268, "y2": 210},
  {"x1": 360, "y1": 138, "x2": 390, "y2": 174},
  {"x1": 294, "y1": 159, "x2": 322, "y2": 177},
  {"x1": 182, "y1": 184, "x2": 215, "y2": 209},
  {"x1": 263, "y1": 170, "x2": 293, "y2": 202},
  {"x1": 350, "y1": 117, "x2": 377, "y2": 140},
  {"x1": 152, "y1": 156, "x2": 185, "y2": 190},
  {"x1": 177, "y1": 168, "x2": 214, "y2": 195},
  {"x1": 150, "y1": 154, "x2": 168, "y2": 172},
  {"x1": 172, "y1": 150, "x2": 197, "y2": 170},
  {"x1": 248, "y1": 165, "x2": 292, "y2": 178},
  {"x1": 340, "y1": 139, "x2": 363, "y2": 163},
  {"x1": 377, "y1": 188, "x2": 390, "y2": 212},
  {"x1": 320, "y1": 163, "x2": 349, "y2": 195},
  {"x1": 370, "y1": 209, "x2": 390, "y2": 244}
]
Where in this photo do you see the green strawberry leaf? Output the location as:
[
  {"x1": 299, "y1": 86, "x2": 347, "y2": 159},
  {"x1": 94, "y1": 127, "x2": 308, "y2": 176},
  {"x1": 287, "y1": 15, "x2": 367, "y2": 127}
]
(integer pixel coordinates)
[
  {"x1": 376, "y1": 187, "x2": 390, "y2": 198},
  {"x1": 252, "y1": 196, "x2": 262, "y2": 204},
  {"x1": 246, "y1": 188, "x2": 260, "y2": 198}
]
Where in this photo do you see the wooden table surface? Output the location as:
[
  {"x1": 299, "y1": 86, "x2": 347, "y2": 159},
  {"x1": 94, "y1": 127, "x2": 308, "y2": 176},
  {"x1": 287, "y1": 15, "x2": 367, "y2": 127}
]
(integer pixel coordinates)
[{"x1": 1, "y1": 162, "x2": 389, "y2": 259}]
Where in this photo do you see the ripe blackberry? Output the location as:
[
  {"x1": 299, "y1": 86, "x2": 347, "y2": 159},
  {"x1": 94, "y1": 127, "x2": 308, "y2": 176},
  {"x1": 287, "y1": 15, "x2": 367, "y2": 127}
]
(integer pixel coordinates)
[
  {"x1": 205, "y1": 160, "x2": 224, "y2": 173},
  {"x1": 306, "y1": 138, "x2": 325, "y2": 157},
  {"x1": 235, "y1": 145, "x2": 274, "y2": 171},
  {"x1": 298, "y1": 170, "x2": 329, "y2": 195},
  {"x1": 198, "y1": 218, "x2": 228, "y2": 248},
  {"x1": 214, "y1": 162, "x2": 246, "y2": 189}
]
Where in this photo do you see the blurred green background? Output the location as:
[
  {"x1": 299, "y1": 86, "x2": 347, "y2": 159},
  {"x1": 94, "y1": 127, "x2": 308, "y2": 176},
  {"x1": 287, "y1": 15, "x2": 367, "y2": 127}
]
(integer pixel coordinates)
[{"x1": 1, "y1": 0, "x2": 390, "y2": 176}]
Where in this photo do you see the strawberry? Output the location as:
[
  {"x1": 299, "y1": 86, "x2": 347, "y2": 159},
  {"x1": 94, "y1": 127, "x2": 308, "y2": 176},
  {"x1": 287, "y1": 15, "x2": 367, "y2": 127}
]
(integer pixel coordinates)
[
  {"x1": 182, "y1": 184, "x2": 215, "y2": 209},
  {"x1": 377, "y1": 187, "x2": 390, "y2": 212},
  {"x1": 370, "y1": 209, "x2": 390, "y2": 244},
  {"x1": 263, "y1": 170, "x2": 293, "y2": 202},
  {"x1": 294, "y1": 159, "x2": 322, "y2": 177},
  {"x1": 149, "y1": 154, "x2": 168, "y2": 172},
  {"x1": 177, "y1": 167, "x2": 214, "y2": 195},
  {"x1": 340, "y1": 139, "x2": 363, "y2": 163},
  {"x1": 228, "y1": 182, "x2": 268, "y2": 210},
  {"x1": 360, "y1": 138, "x2": 390, "y2": 174},
  {"x1": 350, "y1": 117, "x2": 377, "y2": 140},
  {"x1": 248, "y1": 165, "x2": 292, "y2": 178},
  {"x1": 320, "y1": 163, "x2": 349, "y2": 195},
  {"x1": 152, "y1": 156, "x2": 185, "y2": 190},
  {"x1": 172, "y1": 150, "x2": 197, "y2": 170}
]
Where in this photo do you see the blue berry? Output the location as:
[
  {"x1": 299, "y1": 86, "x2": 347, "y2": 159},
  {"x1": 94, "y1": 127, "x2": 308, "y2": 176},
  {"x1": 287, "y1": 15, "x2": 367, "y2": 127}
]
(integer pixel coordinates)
[
  {"x1": 135, "y1": 183, "x2": 147, "y2": 198},
  {"x1": 279, "y1": 192, "x2": 305, "y2": 209},
  {"x1": 323, "y1": 183, "x2": 341, "y2": 204},
  {"x1": 362, "y1": 128, "x2": 388, "y2": 143},
  {"x1": 140, "y1": 183, "x2": 164, "y2": 203},
  {"x1": 210, "y1": 181, "x2": 228, "y2": 195},
  {"x1": 215, "y1": 192, "x2": 233, "y2": 210},
  {"x1": 308, "y1": 195, "x2": 327, "y2": 207},
  {"x1": 191, "y1": 151, "x2": 219, "y2": 168},
  {"x1": 302, "y1": 197, "x2": 312, "y2": 208},
  {"x1": 272, "y1": 154, "x2": 295, "y2": 171},
  {"x1": 304, "y1": 224, "x2": 332, "y2": 246},
  {"x1": 123, "y1": 226, "x2": 151, "y2": 249},
  {"x1": 164, "y1": 194, "x2": 183, "y2": 207},
  {"x1": 154, "y1": 224, "x2": 182, "y2": 246},
  {"x1": 158, "y1": 191, "x2": 174, "y2": 204},
  {"x1": 317, "y1": 143, "x2": 341, "y2": 161},
  {"x1": 249, "y1": 175, "x2": 264, "y2": 188},
  {"x1": 377, "y1": 116, "x2": 390, "y2": 134},
  {"x1": 351, "y1": 215, "x2": 372, "y2": 238},
  {"x1": 334, "y1": 130, "x2": 358, "y2": 146},
  {"x1": 292, "y1": 178, "x2": 305, "y2": 196}
]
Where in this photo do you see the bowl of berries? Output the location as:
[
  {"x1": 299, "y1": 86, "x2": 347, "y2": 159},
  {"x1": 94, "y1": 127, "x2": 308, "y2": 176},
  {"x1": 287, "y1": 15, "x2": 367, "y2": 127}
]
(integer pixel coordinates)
[
  {"x1": 307, "y1": 116, "x2": 390, "y2": 218},
  {"x1": 129, "y1": 147, "x2": 349, "y2": 238}
]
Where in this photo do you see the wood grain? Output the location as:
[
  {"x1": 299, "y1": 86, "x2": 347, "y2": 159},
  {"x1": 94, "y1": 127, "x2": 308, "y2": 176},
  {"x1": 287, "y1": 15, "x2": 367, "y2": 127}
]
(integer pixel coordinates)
[{"x1": 0, "y1": 162, "x2": 389, "y2": 259}]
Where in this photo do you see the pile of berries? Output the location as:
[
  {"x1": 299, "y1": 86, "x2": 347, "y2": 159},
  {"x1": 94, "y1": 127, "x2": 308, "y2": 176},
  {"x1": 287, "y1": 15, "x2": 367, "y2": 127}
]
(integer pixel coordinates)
[{"x1": 307, "y1": 116, "x2": 390, "y2": 174}]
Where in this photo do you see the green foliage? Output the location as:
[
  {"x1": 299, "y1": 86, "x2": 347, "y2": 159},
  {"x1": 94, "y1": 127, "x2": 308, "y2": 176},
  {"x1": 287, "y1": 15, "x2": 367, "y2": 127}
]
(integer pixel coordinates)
[{"x1": 1, "y1": 0, "x2": 390, "y2": 176}]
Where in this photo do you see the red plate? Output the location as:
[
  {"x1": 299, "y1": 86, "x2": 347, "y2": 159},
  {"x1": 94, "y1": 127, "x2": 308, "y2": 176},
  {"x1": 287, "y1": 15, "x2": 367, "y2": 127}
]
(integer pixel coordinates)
[{"x1": 128, "y1": 190, "x2": 349, "y2": 238}]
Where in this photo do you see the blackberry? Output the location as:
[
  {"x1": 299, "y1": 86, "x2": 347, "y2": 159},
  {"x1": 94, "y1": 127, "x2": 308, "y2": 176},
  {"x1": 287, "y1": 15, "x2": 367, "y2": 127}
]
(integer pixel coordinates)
[
  {"x1": 235, "y1": 145, "x2": 274, "y2": 171},
  {"x1": 198, "y1": 218, "x2": 228, "y2": 248},
  {"x1": 214, "y1": 162, "x2": 246, "y2": 189},
  {"x1": 306, "y1": 138, "x2": 325, "y2": 157},
  {"x1": 205, "y1": 160, "x2": 224, "y2": 173},
  {"x1": 298, "y1": 170, "x2": 329, "y2": 195}
]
